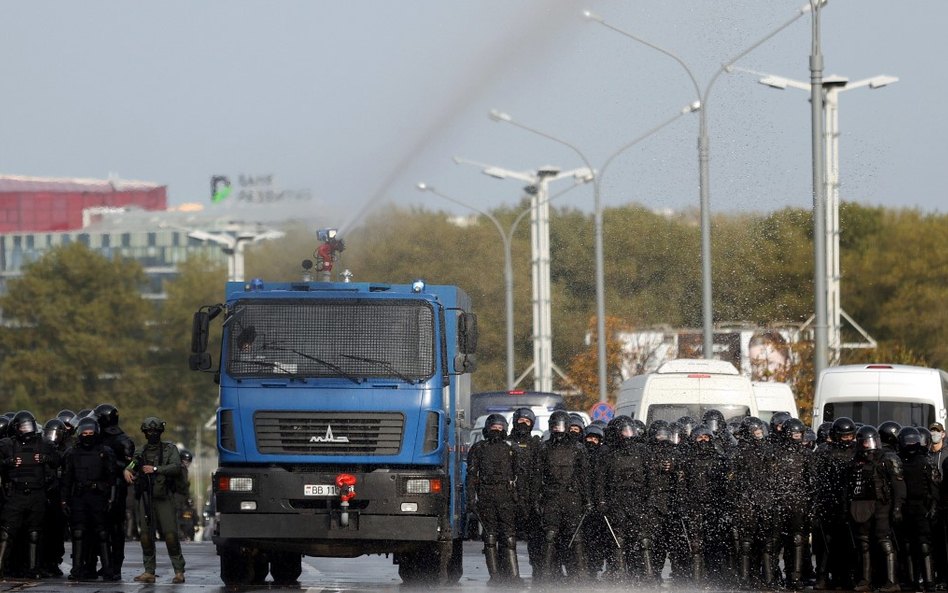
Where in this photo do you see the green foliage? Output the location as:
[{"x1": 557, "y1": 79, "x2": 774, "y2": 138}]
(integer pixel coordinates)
[
  {"x1": 3, "y1": 199, "x2": 948, "y2": 418},
  {"x1": 0, "y1": 243, "x2": 153, "y2": 420}
]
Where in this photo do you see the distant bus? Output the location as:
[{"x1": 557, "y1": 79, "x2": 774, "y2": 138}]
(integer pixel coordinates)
[{"x1": 469, "y1": 390, "x2": 566, "y2": 422}]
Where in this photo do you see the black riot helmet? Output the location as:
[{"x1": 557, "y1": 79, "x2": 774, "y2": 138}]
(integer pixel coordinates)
[
  {"x1": 781, "y1": 417, "x2": 807, "y2": 443},
  {"x1": 12, "y1": 410, "x2": 38, "y2": 441},
  {"x1": 817, "y1": 421, "x2": 833, "y2": 443},
  {"x1": 770, "y1": 411, "x2": 793, "y2": 435},
  {"x1": 802, "y1": 429, "x2": 818, "y2": 450},
  {"x1": 856, "y1": 425, "x2": 882, "y2": 454},
  {"x1": 568, "y1": 413, "x2": 586, "y2": 435},
  {"x1": 512, "y1": 408, "x2": 537, "y2": 430},
  {"x1": 739, "y1": 416, "x2": 768, "y2": 441},
  {"x1": 877, "y1": 421, "x2": 902, "y2": 450},
  {"x1": 668, "y1": 421, "x2": 684, "y2": 446},
  {"x1": 611, "y1": 415, "x2": 639, "y2": 441},
  {"x1": 76, "y1": 409, "x2": 94, "y2": 420},
  {"x1": 43, "y1": 418, "x2": 67, "y2": 444},
  {"x1": 0, "y1": 415, "x2": 9, "y2": 438},
  {"x1": 584, "y1": 424, "x2": 605, "y2": 446},
  {"x1": 830, "y1": 417, "x2": 857, "y2": 446},
  {"x1": 94, "y1": 403, "x2": 120, "y2": 429},
  {"x1": 702, "y1": 409, "x2": 726, "y2": 435},
  {"x1": 76, "y1": 416, "x2": 101, "y2": 447},
  {"x1": 648, "y1": 419, "x2": 673, "y2": 444},
  {"x1": 548, "y1": 410, "x2": 570, "y2": 436},
  {"x1": 897, "y1": 426, "x2": 922, "y2": 454},
  {"x1": 482, "y1": 413, "x2": 509, "y2": 439},
  {"x1": 179, "y1": 449, "x2": 194, "y2": 463},
  {"x1": 57, "y1": 409, "x2": 78, "y2": 434},
  {"x1": 677, "y1": 416, "x2": 697, "y2": 438}
]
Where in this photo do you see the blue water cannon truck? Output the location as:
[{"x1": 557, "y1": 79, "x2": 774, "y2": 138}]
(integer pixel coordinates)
[{"x1": 189, "y1": 253, "x2": 478, "y2": 586}]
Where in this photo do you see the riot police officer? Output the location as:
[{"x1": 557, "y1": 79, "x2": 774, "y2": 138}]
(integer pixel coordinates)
[
  {"x1": 466, "y1": 413, "x2": 520, "y2": 586},
  {"x1": 815, "y1": 416, "x2": 858, "y2": 590},
  {"x1": 682, "y1": 424, "x2": 730, "y2": 584},
  {"x1": 61, "y1": 417, "x2": 118, "y2": 581},
  {"x1": 506, "y1": 407, "x2": 542, "y2": 575},
  {"x1": 771, "y1": 417, "x2": 816, "y2": 590},
  {"x1": 847, "y1": 425, "x2": 904, "y2": 593},
  {"x1": 731, "y1": 416, "x2": 776, "y2": 589},
  {"x1": 643, "y1": 420, "x2": 683, "y2": 585},
  {"x1": 94, "y1": 403, "x2": 135, "y2": 579},
  {"x1": 0, "y1": 411, "x2": 62, "y2": 579},
  {"x1": 41, "y1": 418, "x2": 69, "y2": 577},
  {"x1": 534, "y1": 410, "x2": 590, "y2": 583},
  {"x1": 599, "y1": 416, "x2": 649, "y2": 582},
  {"x1": 898, "y1": 427, "x2": 942, "y2": 591}
]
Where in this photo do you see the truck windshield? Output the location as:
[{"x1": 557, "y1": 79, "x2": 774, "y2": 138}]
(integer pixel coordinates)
[
  {"x1": 823, "y1": 401, "x2": 935, "y2": 428},
  {"x1": 226, "y1": 298, "x2": 436, "y2": 381}
]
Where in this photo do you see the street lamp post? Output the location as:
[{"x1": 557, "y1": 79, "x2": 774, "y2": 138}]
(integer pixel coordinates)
[
  {"x1": 733, "y1": 67, "x2": 896, "y2": 364},
  {"x1": 585, "y1": 2, "x2": 819, "y2": 361},
  {"x1": 452, "y1": 159, "x2": 592, "y2": 393},
  {"x1": 489, "y1": 104, "x2": 699, "y2": 402}
]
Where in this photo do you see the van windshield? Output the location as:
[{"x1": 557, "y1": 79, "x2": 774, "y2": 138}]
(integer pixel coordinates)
[
  {"x1": 647, "y1": 404, "x2": 750, "y2": 425},
  {"x1": 823, "y1": 401, "x2": 935, "y2": 428}
]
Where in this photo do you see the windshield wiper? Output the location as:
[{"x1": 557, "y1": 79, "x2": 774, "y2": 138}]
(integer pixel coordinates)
[
  {"x1": 340, "y1": 354, "x2": 416, "y2": 385},
  {"x1": 263, "y1": 343, "x2": 362, "y2": 385},
  {"x1": 234, "y1": 359, "x2": 308, "y2": 383}
]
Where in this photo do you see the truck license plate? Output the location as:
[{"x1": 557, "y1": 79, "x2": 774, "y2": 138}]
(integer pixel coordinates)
[{"x1": 304, "y1": 484, "x2": 340, "y2": 497}]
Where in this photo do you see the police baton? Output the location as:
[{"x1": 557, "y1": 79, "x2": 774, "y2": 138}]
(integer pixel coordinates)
[
  {"x1": 602, "y1": 514, "x2": 621, "y2": 549},
  {"x1": 679, "y1": 515, "x2": 693, "y2": 555},
  {"x1": 566, "y1": 511, "x2": 588, "y2": 548}
]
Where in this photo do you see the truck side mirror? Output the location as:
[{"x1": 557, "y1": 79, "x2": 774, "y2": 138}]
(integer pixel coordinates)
[
  {"x1": 189, "y1": 352, "x2": 212, "y2": 371},
  {"x1": 191, "y1": 311, "x2": 210, "y2": 354},
  {"x1": 457, "y1": 312, "x2": 478, "y2": 354}
]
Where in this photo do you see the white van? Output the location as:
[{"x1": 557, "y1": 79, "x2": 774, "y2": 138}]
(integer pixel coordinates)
[
  {"x1": 616, "y1": 358, "x2": 758, "y2": 425},
  {"x1": 812, "y1": 364, "x2": 948, "y2": 432},
  {"x1": 752, "y1": 381, "x2": 799, "y2": 424}
]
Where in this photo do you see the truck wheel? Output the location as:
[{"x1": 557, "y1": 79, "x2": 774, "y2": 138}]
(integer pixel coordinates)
[
  {"x1": 447, "y1": 538, "x2": 463, "y2": 583},
  {"x1": 397, "y1": 542, "x2": 455, "y2": 585},
  {"x1": 220, "y1": 546, "x2": 252, "y2": 586},
  {"x1": 270, "y1": 551, "x2": 303, "y2": 584}
]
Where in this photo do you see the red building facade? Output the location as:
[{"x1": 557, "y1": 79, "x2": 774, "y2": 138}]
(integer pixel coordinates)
[{"x1": 0, "y1": 175, "x2": 167, "y2": 233}]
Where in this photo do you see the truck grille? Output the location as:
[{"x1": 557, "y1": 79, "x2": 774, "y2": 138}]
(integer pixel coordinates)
[{"x1": 254, "y1": 411, "x2": 405, "y2": 455}]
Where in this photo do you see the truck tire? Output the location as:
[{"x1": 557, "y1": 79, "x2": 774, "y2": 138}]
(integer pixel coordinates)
[
  {"x1": 219, "y1": 545, "x2": 269, "y2": 586},
  {"x1": 447, "y1": 538, "x2": 463, "y2": 583},
  {"x1": 220, "y1": 546, "x2": 252, "y2": 586},
  {"x1": 270, "y1": 551, "x2": 303, "y2": 584}
]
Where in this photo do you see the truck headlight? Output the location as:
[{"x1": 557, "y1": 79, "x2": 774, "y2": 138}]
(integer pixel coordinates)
[
  {"x1": 218, "y1": 476, "x2": 254, "y2": 492},
  {"x1": 405, "y1": 478, "x2": 442, "y2": 494}
]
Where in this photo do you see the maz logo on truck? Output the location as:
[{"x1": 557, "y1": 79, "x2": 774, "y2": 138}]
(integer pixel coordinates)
[{"x1": 310, "y1": 425, "x2": 350, "y2": 444}]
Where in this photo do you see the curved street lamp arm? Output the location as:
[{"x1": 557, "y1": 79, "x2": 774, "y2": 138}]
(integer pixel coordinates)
[
  {"x1": 589, "y1": 17, "x2": 701, "y2": 103},
  {"x1": 415, "y1": 183, "x2": 510, "y2": 254}
]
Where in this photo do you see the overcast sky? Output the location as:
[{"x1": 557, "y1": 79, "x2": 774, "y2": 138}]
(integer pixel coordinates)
[{"x1": 0, "y1": 1, "x2": 943, "y2": 232}]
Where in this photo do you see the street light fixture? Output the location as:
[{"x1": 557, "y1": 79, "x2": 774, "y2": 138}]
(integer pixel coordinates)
[
  {"x1": 452, "y1": 158, "x2": 592, "y2": 393},
  {"x1": 731, "y1": 65, "x2": 895, "y2": 364},
  {"x1": 584, "y1": 2, "x2": 818, "y2": 361},
  {"x1": 489, "y1": 103, "x2": 698, "y2": 403}
]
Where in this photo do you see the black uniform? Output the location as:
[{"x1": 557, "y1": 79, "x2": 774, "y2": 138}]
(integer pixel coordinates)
[
  {"x1": 730, "y1": 426, "x2": 777, "y2": 587},
  {"x1": 466, "y1": 420, "x2": 519, "y2": 584},
  {"x1": 506, "y1": 422, "x2": 542, "y2": 572},
  {"x1": 643, "y1": 432, "x2": 683, "y2": 584},
  {"x1": 846, "y1": 431, "x2": 905, "y2": 593},
  {"x1": 99, "y1": 425, "x2": 134, "y2": 574},
  {"x1": 900, "y1": 436, "x2": 940, "y2": 589},
  {"x1": 61, "y1": 437, "x2": 118, "y2": 580},
  {"x1": 0, "y1": 431, "x2": 62, "y2": 578},
  {"x1": 534, "y1": 423, "x2": 591, "y2": 582},
  {"x1": 771, "y1": 430, "x2": 817, "y2": 589},
  {"x1": 599, "y1": 430, "x2": 649, "y2": 582},
  {"x1": 682, "y1": 428, "x2": 730, "y2": 583}
]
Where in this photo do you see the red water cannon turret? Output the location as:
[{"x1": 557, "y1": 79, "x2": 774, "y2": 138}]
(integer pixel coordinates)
[{"x1": 314, "y1": 228, "x2": 345, "y2": 281}]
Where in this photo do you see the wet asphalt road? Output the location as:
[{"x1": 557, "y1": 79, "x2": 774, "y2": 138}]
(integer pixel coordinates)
[{"x1": 0, "y1": 540, "x2": 532, "y2": 592}]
